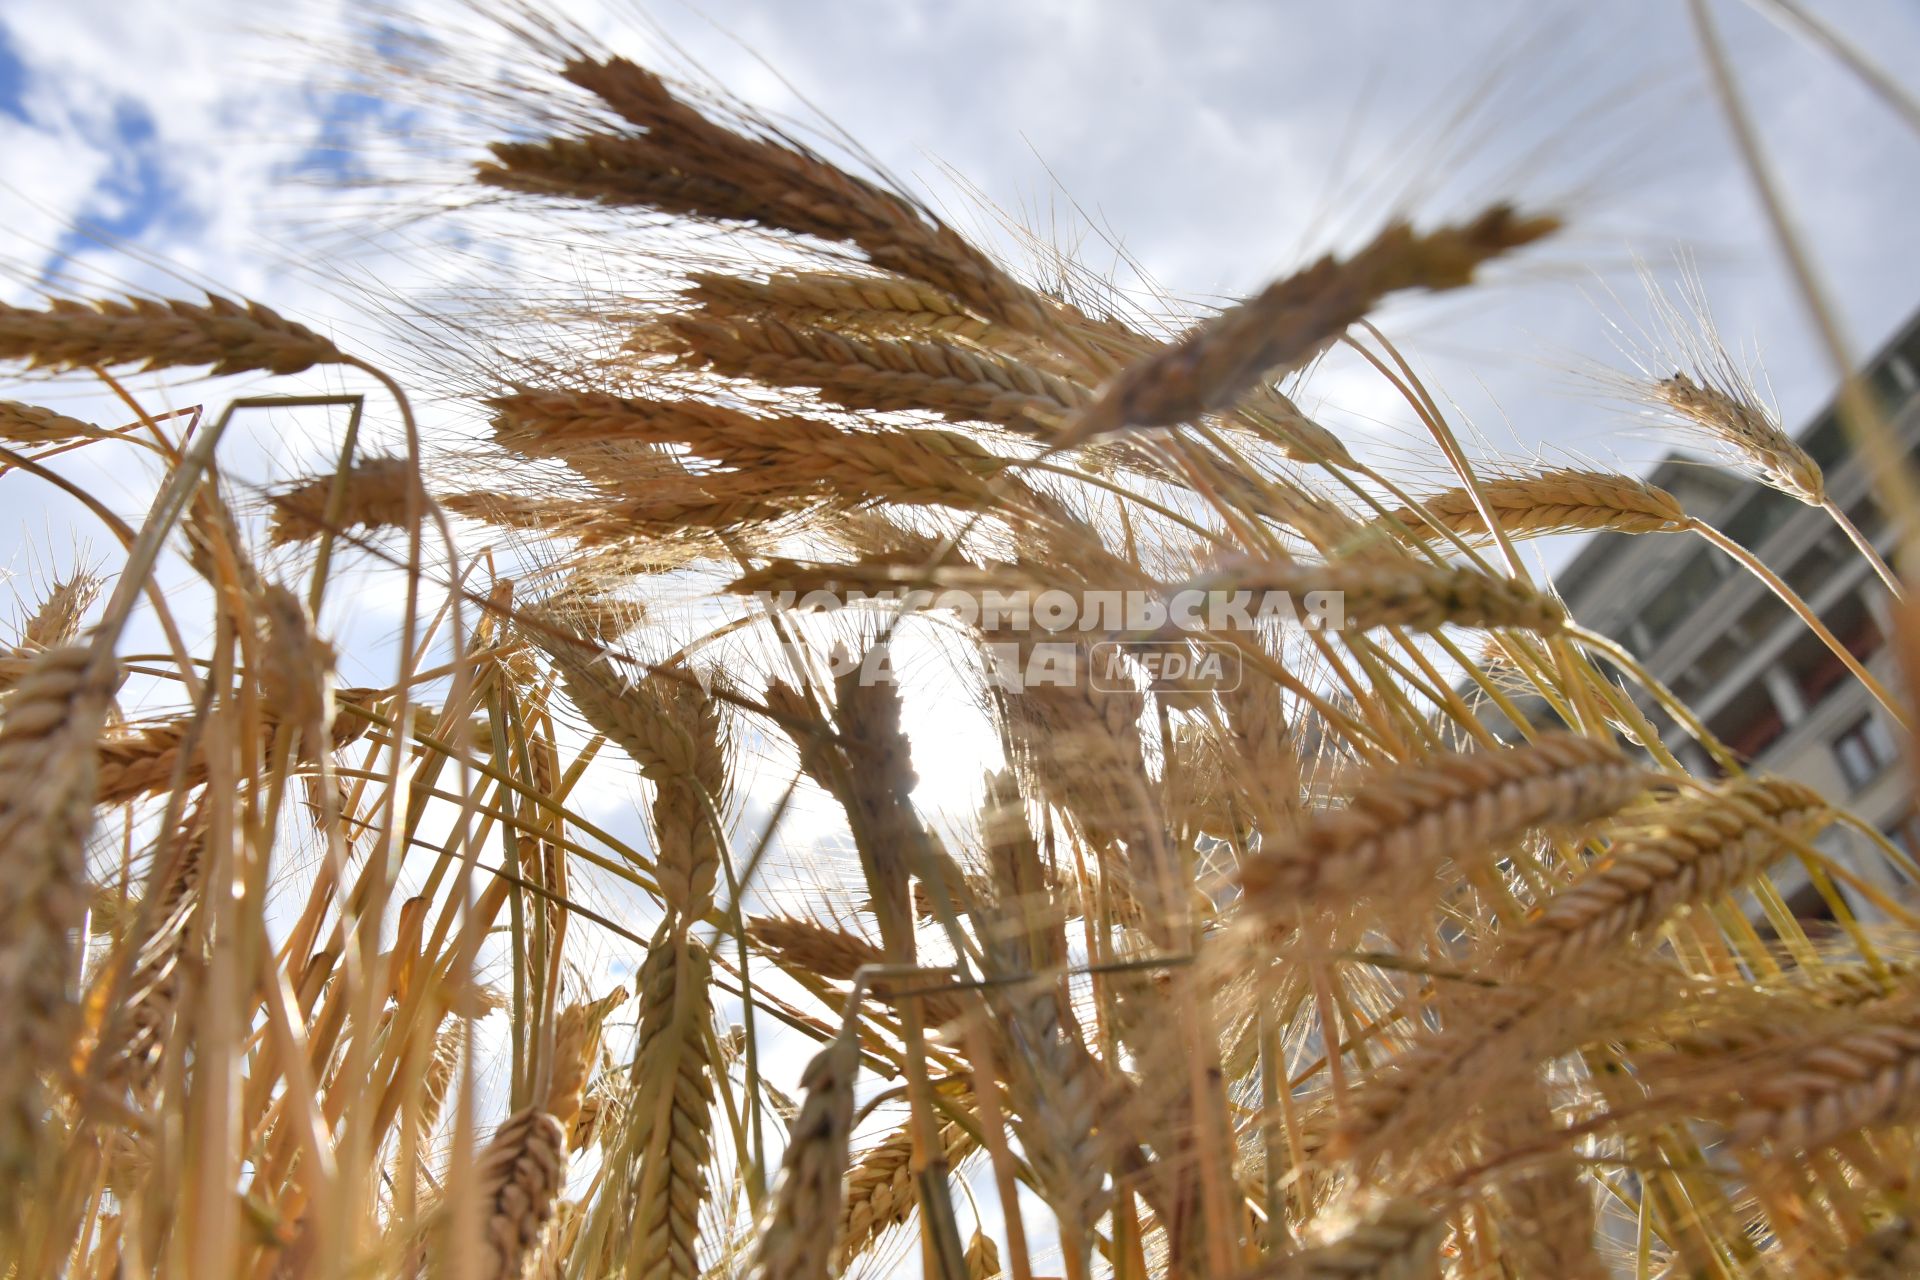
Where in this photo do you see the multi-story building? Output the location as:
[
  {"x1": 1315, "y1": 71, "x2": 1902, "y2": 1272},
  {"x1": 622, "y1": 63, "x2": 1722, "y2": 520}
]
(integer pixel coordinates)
[{"x1": 1518, "y1": 313, "x2": 1920, "y2": 925}]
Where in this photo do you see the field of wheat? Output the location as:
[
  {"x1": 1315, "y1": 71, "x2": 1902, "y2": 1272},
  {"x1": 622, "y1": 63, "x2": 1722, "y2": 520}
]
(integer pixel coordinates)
[{"x1": 3, "y1": 3, "x2": 1920, "y2": 1278}]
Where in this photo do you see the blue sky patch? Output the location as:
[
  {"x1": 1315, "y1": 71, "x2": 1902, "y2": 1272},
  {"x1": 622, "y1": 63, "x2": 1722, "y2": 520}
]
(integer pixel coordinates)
[
  {"x1": 0, "y1": 21, "x2": 31, "y2": 124},
  {"x1": 44, "y1": 96, "x2": 193, "y2": 281}
]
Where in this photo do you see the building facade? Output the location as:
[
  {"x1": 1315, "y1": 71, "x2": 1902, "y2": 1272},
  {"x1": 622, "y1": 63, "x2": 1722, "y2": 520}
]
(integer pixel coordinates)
[{"x1": 1532, "y1": 316, "x2": 1920, "y2": 924}]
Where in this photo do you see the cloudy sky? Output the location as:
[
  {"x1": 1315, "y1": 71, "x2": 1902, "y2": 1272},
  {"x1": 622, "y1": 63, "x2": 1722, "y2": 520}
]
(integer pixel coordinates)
[
  {"x1": 3, "y1": 0, "x2": 1918, "y2": 819},
  {"x1": 4, "y1": 4, "x2": 1918, "y2": 1256},
  {"x1": 2, "y1": 0, "x2": 1918, "y2": 770},
  {"x1": 5, "y1": 0, "x2": 1920, "y2": 487}
]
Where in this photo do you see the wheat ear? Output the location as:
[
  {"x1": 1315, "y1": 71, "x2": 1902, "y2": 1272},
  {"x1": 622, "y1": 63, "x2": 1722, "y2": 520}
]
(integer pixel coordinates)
[
  {"x1": 93, "y1": 815, "x2": 207, "y2": 1092},
  {"x1": 488, "y1": 56, "x2": 1056, "y2": 336},
  {"x1": 1, "y1": 572, "x2": 103, "y2": 695},
  {"x1": 21, "y1": 571, "x2": 103, "y2": 650},
  {"x1": 1487, "y1": 1098, "x2": 1607, "y2": 1280},
  {"x1": 744, "y1": 1022, "x2": 860, "y2": 1280},
  {"x1": 1497, "y1": 776, "x2": 1829, "y2": 974},
  {"x1": 470, "y1": 1107, "x2": 570, "y2": 1279},
  {"x1": 1070, "y1": 205, "x2": 1556, "y2": 440},
  {"x1": 626, "y1": 933, "x2": 716, "y2": 1280},
  {"x1": 0, "y1": 400, "x2": 109, "y2": 446},
  {"x1": 1846, "y1": 1219, "x2": 1920, "y2": 1279},
  {"x1": 1270, "y1": 1198, "x2": 1447, "y2": 1280},
  {"x1": 94, "y1": 697, "x2": 371, "y2": 806},
  {"x1": 963, "y1": 1230, "x2": 1002, "y2": 1279},
  {"x1": 839, "y1": 1102, "x2": 980, "y2": 1265},
  {"x1": 665, "y1": 313, "x2": 1089, "y2": 435},
  {"x1": 1333, "y1": 967, "x2": 1679, "y2": 1165},
  {"x1": 1725, "y1": 1000, "x2": 1920, "y2": 1152},
  {"x1": 1382, "y1": 468, "x2": 1690, "y2": 542},
  {"x1": 0, "y1": 295, "x2": 344, "y2": 376},
  {"x1": 544, "y1": 987, "x2": 627, "y2": 1127},
  {"x1": 1239, "y1": 731, "x2": 1649, "y2": 912},
  {"x1": 0, "y1": 644, "x2": 118, "y2": 1180},
  {"x1": 1197, "y1": 555, "x2": 1568, "y2": 634},
  {"x1": 1656, "y1": 370, "x2": 1824, "y2": 504},
  {"x1": 268, "y1": 457, "x2": 415, "y2": 546},
  {"x1": 687, "y1": 270, "x2": 1002, "y2": 341},
  {"x1": 551, "y1": 650, "x2": 726, "y2": 920},
  {"x1": 490, "y1": 388, "x2": 1006, "y2": 511}
]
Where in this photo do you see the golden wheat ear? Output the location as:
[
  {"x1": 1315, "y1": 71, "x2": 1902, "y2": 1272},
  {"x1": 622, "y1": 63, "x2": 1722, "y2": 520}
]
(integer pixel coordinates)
[
  {"x1": 1380, "y1": 467, "x2": 1691, "y2": 543},
  {"x1": 839, "y1": 1092, "x2": 979, "y2": 1269},
  {"x1": 267, "y1": 456, "x2": 416, "y2": 546},
  {"x1": 743, "y1": 1021, "x2": 860, "y2": 1280},
  {"x1": 0, "y1": 645, "x2": 117, "y2": 1186},
  {"x1": 1497, "y1": 776, "x2": 1830, "y2": 975},
  {"x1": 468, "y1": 1106, "x2": 569, "y2": 1279},
  {"x1": 0, "y1": 571, "x2": 103, "y2": 695},
  {"x1": 1065, "y1": 204, "x2": 1557, "y2": 442},
  {"x1": 483, "y1": 53, "x2": 1061, "y2": 337},
  {"x1": 1238, "y1": 731, "x2": 1650, "y2": 914},
  {"x1": 1657, "y1": 369, "x2": 1825, "y2": 505},
  {"x1": 0, "y1": 295, "x2": 346, "y2": 376},
  {"x1": 0, "y1": 400, "x2": 112, "y2": 446}
]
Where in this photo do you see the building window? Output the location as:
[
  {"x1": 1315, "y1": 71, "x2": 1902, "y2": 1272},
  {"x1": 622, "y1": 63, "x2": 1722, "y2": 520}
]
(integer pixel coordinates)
[
  {"x1": 1708, "y1": 680, "x2": 1786, "y2": 763},
  {"x1": 1832, "y1": 713, "x2": 1899, "y2": 790}
]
